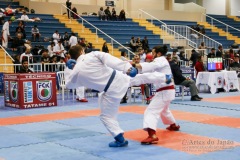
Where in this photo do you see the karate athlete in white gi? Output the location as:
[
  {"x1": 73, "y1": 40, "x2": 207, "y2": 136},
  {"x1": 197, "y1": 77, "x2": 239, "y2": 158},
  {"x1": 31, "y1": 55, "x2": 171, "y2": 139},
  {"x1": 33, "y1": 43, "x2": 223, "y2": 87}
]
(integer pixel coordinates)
[
  {"x1": 134, "y1": 45, "x2": 180, "y2": 145},
  {"x1": 64, "y1": 45, "x2": 172, "y2": 147},
  {"x1": 1, "y1": 20, "x2": 12, "y2": 48}
]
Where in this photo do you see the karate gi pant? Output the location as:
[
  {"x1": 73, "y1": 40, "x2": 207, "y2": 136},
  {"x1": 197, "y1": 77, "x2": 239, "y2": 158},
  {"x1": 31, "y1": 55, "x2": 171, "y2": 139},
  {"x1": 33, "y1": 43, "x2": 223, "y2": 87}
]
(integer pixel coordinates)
[
  {"x1": 143, "y1": 89, "x2": 176, "y2": 130},
  {"x1": 76, "y1": 86, "x2": 85, "y2": 99},
  {"x1": 99, "y1": 72, "x2": 167, "y2": 137},
  {"x1": 2, "y1": 31, "x2": 8, "y2": 48}
]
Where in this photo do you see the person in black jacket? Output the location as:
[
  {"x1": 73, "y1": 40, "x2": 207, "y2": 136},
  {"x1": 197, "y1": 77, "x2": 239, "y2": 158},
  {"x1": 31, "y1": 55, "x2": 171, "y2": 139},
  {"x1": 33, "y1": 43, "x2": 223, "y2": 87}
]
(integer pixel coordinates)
[
  {"x1": 66, "y1": 0, "x2": 72, "y2": 19},
  {"x1": 18, "y1": 59, "x2": 33, "y2": 73},
  {"x1": 216, "y1": 45, "x2": 223, "y2": 58},
  {"x1": 102, "y1": 42, "x2": 109, "y2": 53},
  {"x1": 167, "y1": 55, "x2": 202, "y2": 101},
  {"x1": 190, "y1": 49, "x2": 199, "y2": 68}
]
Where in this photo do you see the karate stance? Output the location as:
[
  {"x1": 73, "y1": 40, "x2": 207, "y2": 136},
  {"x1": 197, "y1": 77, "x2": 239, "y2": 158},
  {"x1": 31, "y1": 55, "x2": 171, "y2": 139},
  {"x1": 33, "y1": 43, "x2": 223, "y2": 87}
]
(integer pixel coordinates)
[
  {"x1": 134, "y1": 45, "x2": 180, "y2": 145},
  {"x1": 64, "y1": 45, "x2": 171, "y2": 147}
]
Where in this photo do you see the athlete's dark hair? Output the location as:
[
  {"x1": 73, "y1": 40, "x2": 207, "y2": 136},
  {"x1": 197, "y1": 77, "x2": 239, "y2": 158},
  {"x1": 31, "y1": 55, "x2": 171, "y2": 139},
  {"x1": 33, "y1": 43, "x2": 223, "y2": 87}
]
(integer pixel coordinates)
[
  {"x1": 68, "y1": 45, "x2": 83, "y2": 60},
  {"x1": 153, "y1": 45, "x2": 168, "y2": 55}
]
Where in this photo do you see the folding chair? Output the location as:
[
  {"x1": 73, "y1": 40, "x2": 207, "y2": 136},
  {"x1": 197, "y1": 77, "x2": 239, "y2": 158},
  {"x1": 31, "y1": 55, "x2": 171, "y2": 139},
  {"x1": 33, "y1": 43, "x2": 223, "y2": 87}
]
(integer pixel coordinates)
[{"x1": 57, "y1": 71, "x2": 75, "y2": 100}]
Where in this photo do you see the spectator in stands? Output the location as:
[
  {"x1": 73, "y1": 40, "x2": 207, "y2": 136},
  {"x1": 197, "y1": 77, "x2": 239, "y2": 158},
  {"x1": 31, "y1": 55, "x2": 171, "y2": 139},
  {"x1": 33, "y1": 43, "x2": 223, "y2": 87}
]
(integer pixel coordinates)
[
  {"x1": 66, "y1": 0, "x2": 72, "y2": 19},
  {"x1": 53, "y1": 40, "x2": 66, "y2": 58},
  {"x1": 198, "y1": 42, "x2": 207, "y2": 55},
  {"x1": 216, "y1": 45, "x2": 223, "y2": 58},
  {"x1": 200, "y1": 26, "x2": 206, "y2": 35},
  {"x1": 190, "y1": 49, "x2": 199, "y2": 68},
  {"x1": 179, "y1": 51, "x2": 189, "y2": 61},
  {"x1": 15, "y1": 27, "x2": 24, "y2": 38},
  {"x1": 141, "y1": 36, "x2": 149, "y2": 50},
  {"x1": 136, "y1": 37, "x2": 143, "y2": 51},
  {"x1": 13, "y1": 55, "x2": 21, "y2": 73},
  {"x1": 195, "y1": 55, "x2": 205, "y2": 76},
  {"x1": 31, "y1": 25, "x2": 41, "y2": 42},
  {"x1": 20, "y1": 48, "x2": 33, "y2": 64},
  {"x1": 195, "y1": 24, "x2": 201, "y2": 32},
  {"x1": 58, "y1": 57, "x2": 66, "y2": 71},
  {"x1": 68, "y1": 32, "x2": 78, "y2": 47},
  {"x1": 49, "y1": 55, "x2": 58, "y2": 72},
  {"x1": 102, "y1": 42, "x2": 109, "y2": 53},
  {"x1": 20, "y1": 11, "x2": 33, "y2": 21},
  {"x1": 167, "y1": 54, "x2": 202, "y2": 101},
  {"x1": 119, "y1": 51, "x2": 128, "y2": 61},
  {"x1": 229, "y1": 49, "x2": 235, "y2": 60},
  {"x1": 138, "y1": 47, "x2": 146, "y2": 63},
  {"x1": 172, "y1": 50, "x2": 180, "y2": 63},
  {"x1": 207, "y1": 48, "x2": 216, "y2": 58},
  {"x1": 41, "y1": 49, "x2": 50, "y2": 71},
  {"x1": 2, "y1": 19, "x2": 12, "y2": 48},
  {"x1": 52, "y1": 30, "x2": 61, "y2": 44},
  {"x1": 119, "y1": 9, "x2": 126, "y2": 21},
  {"x1": 47, "y1": 42, "x2": 55, "y2": 57},
  {"x1": 104, "y1": 6, "x2": 111, "y2": 20},
  {"x1": 5, "y1": 5, "x2": 17, "y2": 16},
  {"x1": 15, "y1": 21, "x2": 26, "y2": 39},
  {"x1": 63, "y1": 32, "x2": 70, "y2": 47},
  {"x1": 129, "y1": 36, "x2": 136, "y2": 52},
  {"x1": 230, "y1": 54, "x2": 240, "y2": 68},
  {"x1": 71, "y1": 7, "x2": 78, "y2": 19},
  {"x1": 111, "y1": 8, "x2": 117, "y2": 21},
  {"x1": 98, "y1": 7, "x2": 106, "y2": 20},
  {"x1": 11, "y1": 33, "x2": 27, "y2": 54},
  {"x1": 18, "y1": 59, "x2": 33, "y2": 73}
]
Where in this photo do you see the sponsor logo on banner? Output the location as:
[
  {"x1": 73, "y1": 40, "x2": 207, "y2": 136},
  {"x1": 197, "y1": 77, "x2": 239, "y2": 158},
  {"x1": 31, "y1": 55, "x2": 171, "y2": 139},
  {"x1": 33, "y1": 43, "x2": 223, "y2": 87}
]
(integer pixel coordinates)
[
  {"x1": 37, "y1": 80, "x2": 52, "y2": 102},
  {"x1": 24, "y1": 81, "x2": 33, "y2": 103},
  {"x1": 10, "y1": 81, "x2": 18, "y2": 102},
  {"x1": 4, "y1": 81, "x2": 9, "y2": 101}
]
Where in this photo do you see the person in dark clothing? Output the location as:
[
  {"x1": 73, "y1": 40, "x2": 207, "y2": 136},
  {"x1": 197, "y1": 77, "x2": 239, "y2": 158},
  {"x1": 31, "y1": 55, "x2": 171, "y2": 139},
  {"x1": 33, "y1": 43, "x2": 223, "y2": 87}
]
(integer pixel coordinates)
[
  {"x1": 104, "y1": 6, "x2": 111, "y2": 20},
  {"x1": 102, "y1": 42, "x2": 109, "y2": 53},
  {"x1": 190, "y1": 49, "x2": 199, "y2": 68},
  {"x1": 230, "y1": 54, "x2": 240, "y2": 68},
  {"x1": 141, "y1": 36, "x2": 149, "y2": 50},
  {"x1": 207, "y1": 48, "x2": 216, "y2": 58},
  {"x1": 66, "y1": 0, "x2": 72, "y2": 19},
  {"x1": 111, "y1": 8, "x2": 117, "y2": 21},
  {"x1": 179, "y1": 51, "x2": 189, "y2": 61},
  {"x1": 119, "y1": 9, "x2": 126, "y2": 21},
  {"x1": 167, "y1": 55, "x2": 202, "y2": 101},
  {"x1": 18, "y1": 59, "x2": 33, "y2": 73},
  {"x1": 11, "y1": 33, "x2": 26, "y2": 54},
  {"x1": 13, "y1": 55, "x2": 21, "y2": 73},
  {"x1": 216, "y1": 45, "x2": 223, "y2": 58}
]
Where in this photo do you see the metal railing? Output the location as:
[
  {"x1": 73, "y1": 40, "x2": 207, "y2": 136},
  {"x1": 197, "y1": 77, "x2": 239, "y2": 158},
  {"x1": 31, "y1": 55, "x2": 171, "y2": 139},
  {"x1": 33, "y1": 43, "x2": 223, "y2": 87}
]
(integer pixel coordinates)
[
  {"x1": 202, "y1": 13, "x2": 240, "y2": 37},
  {"x1": 138, "y1": 9, "x2": 197, "y2": 49},
  {"x1": 0, "y1": 45, "x2": 15, "y2": 64},
  {"x1": 166, "y1": 25, "x2": 222, "y2": 50},
  {"x1": 61, "y1": 4, "x2": 135, "y2": 58}
]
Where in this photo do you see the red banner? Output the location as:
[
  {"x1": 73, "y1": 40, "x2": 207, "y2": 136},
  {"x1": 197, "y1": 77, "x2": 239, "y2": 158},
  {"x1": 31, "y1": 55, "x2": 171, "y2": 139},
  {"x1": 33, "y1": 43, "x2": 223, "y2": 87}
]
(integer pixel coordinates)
[{"x1": 4, "y1": 72, "x2": 57, "y2": 109}]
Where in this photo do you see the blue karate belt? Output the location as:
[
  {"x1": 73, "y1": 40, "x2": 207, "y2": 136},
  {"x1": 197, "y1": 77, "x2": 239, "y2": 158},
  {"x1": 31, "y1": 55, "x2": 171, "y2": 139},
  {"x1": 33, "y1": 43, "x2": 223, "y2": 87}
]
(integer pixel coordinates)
[{"x1": 104, "y1": 70, "x2": 116, "y2": 92}]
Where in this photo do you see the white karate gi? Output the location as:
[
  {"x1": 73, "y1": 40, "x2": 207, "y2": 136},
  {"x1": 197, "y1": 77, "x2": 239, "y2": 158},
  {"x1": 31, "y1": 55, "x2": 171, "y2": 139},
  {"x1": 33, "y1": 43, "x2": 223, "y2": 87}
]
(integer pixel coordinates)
[
  {"x1": 76, "y1": 86, "x2": 85, "y2": 99},
  {"x1": 68, "y1": 35, "x2": 78, "y2": 47},
  {"x1": 2, "y1": 21, "x2": 10, "y2": 48},
  {"x1": 65, "y1": 51, "x2": 167, "y2": 137},
  {"x1": 140, "y1": 56, "x2": 176, "y2": 130}
]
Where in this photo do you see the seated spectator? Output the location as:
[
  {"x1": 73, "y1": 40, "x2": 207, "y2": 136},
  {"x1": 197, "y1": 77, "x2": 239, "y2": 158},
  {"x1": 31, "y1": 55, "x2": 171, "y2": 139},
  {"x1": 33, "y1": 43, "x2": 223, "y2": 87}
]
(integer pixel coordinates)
[
  {"x1": 18, "y1": 59, "x2": 33, "y2": 73},
  {"x1": 13, "y1": 55, "x2": 21, "y2": 73},
  {"x1": 167, "y1": 55, "x2": 203, "y2": 101},
  {"x1": 5, "y1": 5, "x2": 17, "y2": 16},
  {"x1": 111, "y1": 8, "x2": 117, "y2": 21},
  {"x1": 119, "y1": 9, "x2": 126, "y2": 21},
  {"x1": 230, "y1": 54, "x2": 240, "y2": 68},
  {"x1": 198, "y1": 42, "x2": 208, "y2": 55},
  {"x1": 102, "y1": 42, "x2": 109, "y2": 53},
  {"x1": 20, "y1": 48, "x2": 33, "y2": 64},
  {"x1": 195, "y1": 55, "x2": 206, "y2": 76},
  {"x1": 11, "y1": 33, "x2": 28, "y2": 54},
  {"x1": 120, "y1": 51, "x2": 129, "y2": 61},
  {"x1": 63, "y1": 32, "x2": 70, "y2": 47},
  {"x1": 98, "y1": 7, "x2": 106, "y2": 20},
  {"x1": 41, "y1": 49, "x2": 50, "y2": 71},
  {"x1": 179, "y1": 51, "x2": 189, "y2": 61},
  {"x1": 104, "y1": 6, "x2": 111, "y2": 20},
  {"x1": 138, "y1": 47, "x2": 146, "y2": 63},
  {"x1": 19, "y1": 11, "x2": 34, "y2": 22},
  {"x1": 172, "y1": 50, "x2": 180, "y2": 63},
  {"x1": 31, "y1": 25, "x2": 41, "y2": 42},
  {"x1": 15, "y1": 27, "x2": 24, "y2": 38},
  {"x1": 53, "y1": 40, "x2": 66, "y2": 58},
  {"x1": 136, "y1": 37, "x2": 142, "y2": 51},
  {"x1": 207, "y1": 48, "x2": 216, "y2": 58},
  {"x1": 52, "y1": 30, "x2": 61, "y2": 44},
  {"x1": 129, "y1": 36, "x2": 136, "y2": 52},
  {"x1": 71, "y1": 7, "x2": 78, "y2": 19},
  {"x1": 49, "y1": 55, "x2": 58, "y2": 72},
  {"x1": 58, "y1": 57, "x2": 66, "y2": 71},
  {"x1": 47, "y1": 42, "x2": 55, "y2": 57},
  {"x1": 68, "y1": 32, "x2": 78, "y2": 47},
  {"x1": 15, "y1": 21, "x2": 26, "y2": 39},
  {"x1": 141, "y1": 36, "x2": 149, "y2": 50}
]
